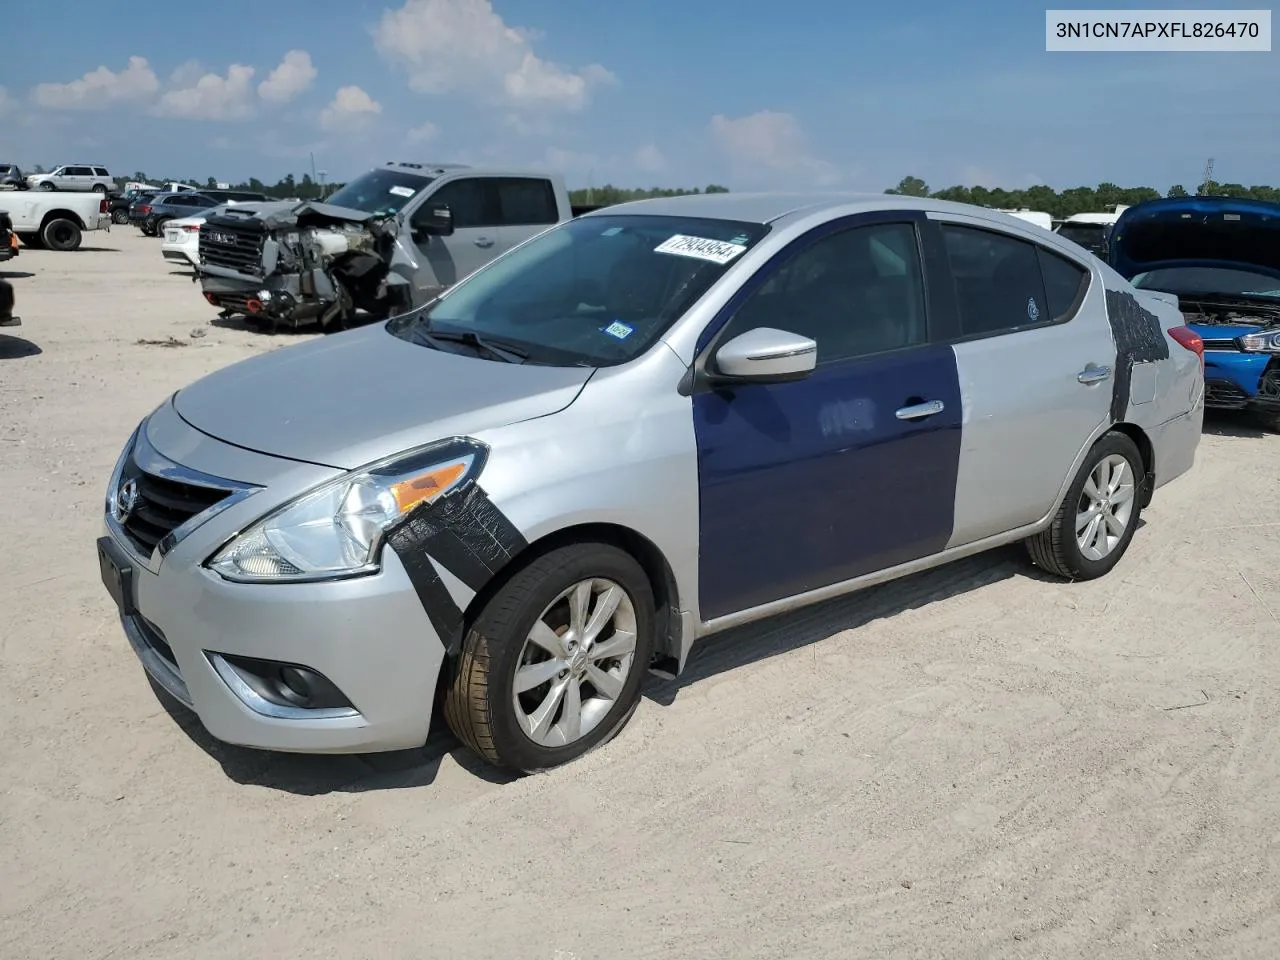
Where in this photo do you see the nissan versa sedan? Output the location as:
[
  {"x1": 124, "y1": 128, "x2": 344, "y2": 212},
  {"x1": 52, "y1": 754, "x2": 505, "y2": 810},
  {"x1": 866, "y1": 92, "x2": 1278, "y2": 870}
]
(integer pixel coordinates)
[{"x1": 97, "y1": 193, "x2": 1205, "y2": 774}]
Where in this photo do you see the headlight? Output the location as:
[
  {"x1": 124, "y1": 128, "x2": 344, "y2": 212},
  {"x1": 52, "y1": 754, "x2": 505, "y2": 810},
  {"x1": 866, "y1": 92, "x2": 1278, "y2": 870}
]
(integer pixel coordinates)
[
  {"x1": 209, "y1": 438, "x2": 487, "y2": 583},
  {"x1": 1238, "y1": 330, "x2": 1280, "y2": 353}
]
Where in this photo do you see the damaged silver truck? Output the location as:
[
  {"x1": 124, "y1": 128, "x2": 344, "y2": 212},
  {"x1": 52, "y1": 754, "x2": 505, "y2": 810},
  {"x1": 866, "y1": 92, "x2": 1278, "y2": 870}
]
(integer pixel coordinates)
[{"x1": 196, "y1": 163, "x2": 591, "y2": 332}]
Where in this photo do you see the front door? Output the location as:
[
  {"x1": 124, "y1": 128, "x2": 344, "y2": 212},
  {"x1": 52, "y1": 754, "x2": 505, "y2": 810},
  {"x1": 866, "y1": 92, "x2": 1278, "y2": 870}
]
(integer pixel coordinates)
[
  {"x1": 694, "y1": 216, "x2": 963, "y2": 622},
  {"x1": 410, "y1": 177, "x2": 506, "y2": 298}
]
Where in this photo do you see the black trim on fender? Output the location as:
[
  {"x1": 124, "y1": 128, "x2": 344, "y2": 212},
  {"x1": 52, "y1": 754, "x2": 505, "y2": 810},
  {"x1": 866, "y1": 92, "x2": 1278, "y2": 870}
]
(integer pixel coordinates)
[
  {"x1": 1104, "y1": 288, "x2": 1170, "y2": 422},
  {"x1": 386, "y1": 483, "x2": 529, "y2": 655}
]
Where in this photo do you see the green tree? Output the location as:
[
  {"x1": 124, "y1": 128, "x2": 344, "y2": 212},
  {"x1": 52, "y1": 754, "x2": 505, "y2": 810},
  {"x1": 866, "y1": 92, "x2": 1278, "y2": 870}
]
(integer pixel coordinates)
[{"x1": 886, "y1": 175, "x2": 929, "y2": 197}]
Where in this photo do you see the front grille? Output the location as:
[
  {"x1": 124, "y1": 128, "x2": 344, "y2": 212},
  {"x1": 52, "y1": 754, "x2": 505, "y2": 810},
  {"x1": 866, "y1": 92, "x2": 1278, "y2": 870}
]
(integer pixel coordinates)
[
  {"x1": 119, "y1": 460, "x2": 232, "y2": 555},
  {"x1": 1201, "y1": 338, "x2": 1239, "y2": 351},
  {"x1": 1204, "y1": 378, "x2": 1250, "y2": 409},
  {"x1": 199, "y1": 217, "x2": 266, "y2": 276}
]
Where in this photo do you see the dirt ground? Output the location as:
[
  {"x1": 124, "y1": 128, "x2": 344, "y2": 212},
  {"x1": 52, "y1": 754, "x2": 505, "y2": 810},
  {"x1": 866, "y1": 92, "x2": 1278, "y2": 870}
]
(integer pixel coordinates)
[{"x1": 2, "y1": 228, "x2": 1279, "y2": 960}]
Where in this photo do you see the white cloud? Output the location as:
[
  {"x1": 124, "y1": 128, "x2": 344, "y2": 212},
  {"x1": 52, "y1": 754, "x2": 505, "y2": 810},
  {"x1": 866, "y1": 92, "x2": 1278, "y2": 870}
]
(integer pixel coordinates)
[
  {"x1": 407, "y1": 121, "x2": 439, "y2": 143},
  {"x1": 0, "y1": 86, "x2": 15, "y2": 116},
  {"x1": 634, "y1": 144, "x2": 667, "y2": 174},
  {"x1": 374, "y1": 0, "x2": 616, "y2": 111},
  {"x1": 319, "y1": 86, "x2": 382, "y2": 131},
  {"x1": 153, "y1": 64, "x2": 256, "y2": 120},
  {"x1": 709, "y1": 110, "x2": 841, "y2": 185},
  {"x1": 32, "y1": 56, "x2": 159, "y2": 110},
  {"x1": 258, "y1": 50, "x2": 317, "y2": 104}
]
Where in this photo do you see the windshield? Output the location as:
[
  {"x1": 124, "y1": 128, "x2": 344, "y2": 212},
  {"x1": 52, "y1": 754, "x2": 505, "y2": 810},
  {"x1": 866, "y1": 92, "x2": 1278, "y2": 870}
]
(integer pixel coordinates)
[
  {"x1": 388, "y1": 214, "x2": 770, "y2": 367},
  {"x1": 1132, "y1": 267, "x2": 1280, "y2": 302},
  {"x1": 325, "y1": 169, "x2": 436, "y2": 216}
]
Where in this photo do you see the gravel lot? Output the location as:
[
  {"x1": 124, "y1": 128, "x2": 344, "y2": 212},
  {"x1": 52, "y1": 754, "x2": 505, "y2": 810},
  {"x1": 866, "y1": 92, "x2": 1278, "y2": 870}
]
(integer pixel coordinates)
[{"x1": 2, "y1": 229, "x2": 1279, "y2": 960}]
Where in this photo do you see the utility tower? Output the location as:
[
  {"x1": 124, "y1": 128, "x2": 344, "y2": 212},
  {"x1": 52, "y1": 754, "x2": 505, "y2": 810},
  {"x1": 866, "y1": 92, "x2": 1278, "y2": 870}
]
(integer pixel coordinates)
[{"x1": 1200, "y1": 157, "x2": 1215, "y2": 195}]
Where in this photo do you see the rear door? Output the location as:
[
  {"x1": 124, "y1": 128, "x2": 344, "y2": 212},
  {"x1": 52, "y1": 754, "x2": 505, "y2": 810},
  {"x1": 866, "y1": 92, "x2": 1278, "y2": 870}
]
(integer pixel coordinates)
[
  {"x1": 693, "y1": 212, "x2": 964, "y2": 621},
  {"x1": 493, "y1": 176, "x2": 561, "y2": 249},
  {"x1": 928, "y1": 216, "x2": 1113, "y2": 546}
]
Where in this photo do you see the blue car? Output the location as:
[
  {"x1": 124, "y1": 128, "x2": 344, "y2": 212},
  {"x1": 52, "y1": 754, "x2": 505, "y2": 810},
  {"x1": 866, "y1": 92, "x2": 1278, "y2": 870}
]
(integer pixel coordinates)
[{"x1": 1109, "y1": 196, "x2": 1280, "y2": 431}]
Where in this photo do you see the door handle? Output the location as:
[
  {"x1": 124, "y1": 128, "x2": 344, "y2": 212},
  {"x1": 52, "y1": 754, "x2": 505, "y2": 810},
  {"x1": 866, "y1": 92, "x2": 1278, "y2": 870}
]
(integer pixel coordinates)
[
  {"x1": 895, "y1": 399, "x2": 945, "y2": 420},
  {"x1": 474, "y1": 237, "x2": 494, "y2": 248},
  {"x1": 1077, "y1": 363, "x2": 1112, "y2": 385}
]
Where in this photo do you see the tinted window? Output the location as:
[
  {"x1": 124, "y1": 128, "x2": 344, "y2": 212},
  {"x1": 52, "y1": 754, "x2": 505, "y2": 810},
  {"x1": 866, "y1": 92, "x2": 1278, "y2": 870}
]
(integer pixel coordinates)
[
  {"x1": 942, "y1": 225, "x2": 1050, "y2": 336},
  {"x1": 66, "y1": 166, "x2": 92, "y2": 176},
  {"x1": 388, "y1": 214, "x2": 769, "y2": 367},
  {"x1": 93, "y1": 168, "x2": 110, "y2": 177},
  {"x1": 496, "y1": 178, "x2": 558, "y2": 225},
  {"x1": 424, "y1": 178, "x2": 490, "y2": 229},
  {"x1": 724, "y1": 222, "x2": 927, "y2": 364},
  {"x1": 1037, "y1": 248, "x2": 1089, "y2": 319}
]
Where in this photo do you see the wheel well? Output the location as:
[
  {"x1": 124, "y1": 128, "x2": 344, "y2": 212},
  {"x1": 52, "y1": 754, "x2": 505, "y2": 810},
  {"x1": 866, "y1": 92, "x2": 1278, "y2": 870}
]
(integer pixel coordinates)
[
  {"x1": 40, "y1": 210, "x2": 84, "y2": 230},
  {"x1": 1109, "y1": 421, "x2": 1155, "y2": 506},
  {"x1": 456, "y1": 522, "x2": 684, "y2": 669}
]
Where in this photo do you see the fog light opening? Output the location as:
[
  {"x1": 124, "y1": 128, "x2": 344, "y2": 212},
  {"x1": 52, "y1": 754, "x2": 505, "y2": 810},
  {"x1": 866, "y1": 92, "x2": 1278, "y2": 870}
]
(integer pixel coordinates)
[
  {"x1": 209, "y1": 652, "x2": 357, "y2": 716},
  {"x1": 203, "y1": 292, "x2": 219, "y2": 306},
  {"x1": 245, "y1": 298, "x2": 263, "y2": 314}
]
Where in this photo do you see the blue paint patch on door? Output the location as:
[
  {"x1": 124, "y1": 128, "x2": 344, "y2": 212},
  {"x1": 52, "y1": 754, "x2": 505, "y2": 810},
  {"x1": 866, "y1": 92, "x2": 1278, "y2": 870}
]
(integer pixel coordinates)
[{"x1": 694, "y1": 343, "x2": 963, "y2": 621}]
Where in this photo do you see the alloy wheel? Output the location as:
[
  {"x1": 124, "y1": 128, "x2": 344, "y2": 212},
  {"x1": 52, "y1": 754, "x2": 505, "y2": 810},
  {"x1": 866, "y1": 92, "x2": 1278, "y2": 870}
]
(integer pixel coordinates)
[{"x1": 1075, "y1": 453, "x2": 1135, "y2": 561}]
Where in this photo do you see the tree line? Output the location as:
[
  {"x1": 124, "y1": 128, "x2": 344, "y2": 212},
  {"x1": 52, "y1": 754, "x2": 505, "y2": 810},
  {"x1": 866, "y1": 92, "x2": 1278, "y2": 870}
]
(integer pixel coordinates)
[{"x1": 884, "y1": 175, "x2": 1280, "y2": 218}]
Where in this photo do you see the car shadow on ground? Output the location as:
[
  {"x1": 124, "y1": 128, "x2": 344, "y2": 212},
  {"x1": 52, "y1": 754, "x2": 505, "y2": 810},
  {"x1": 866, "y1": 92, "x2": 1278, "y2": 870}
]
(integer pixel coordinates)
[
  {"x1": 152, "y1": 538, "x2": 1104, "y2": 795},
  {"x1": 76, "y1": 246, "x2": 121, "y2": 253},
  {"x1": 0, "y1": 270, "x2": 35, "y2": 279},
  {"x1": 0, "y1": 333, "x2": 41, "y2": 358},
  {"x1": 1202, "y1": 410, "x2": 1275, "y2": 439},
  {"x1": 150, "y1": 677, "x2": 515, "y2": 795}
]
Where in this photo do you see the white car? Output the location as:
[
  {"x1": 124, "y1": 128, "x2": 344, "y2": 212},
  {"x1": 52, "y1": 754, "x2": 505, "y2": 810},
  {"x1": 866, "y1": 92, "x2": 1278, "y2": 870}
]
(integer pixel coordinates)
[{"x1": 161, "y1": 205, "x2": 228, "y2": 267}]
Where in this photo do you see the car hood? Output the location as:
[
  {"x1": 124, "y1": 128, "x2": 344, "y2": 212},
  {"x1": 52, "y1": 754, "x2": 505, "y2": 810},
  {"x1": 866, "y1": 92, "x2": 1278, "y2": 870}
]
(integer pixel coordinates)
[
  {"x1": 172, "y1": 322, "x2": 594, "y2": 470},
  {"x1": 1109, "y1": 196, "x2": 1280, "y2": 283}
]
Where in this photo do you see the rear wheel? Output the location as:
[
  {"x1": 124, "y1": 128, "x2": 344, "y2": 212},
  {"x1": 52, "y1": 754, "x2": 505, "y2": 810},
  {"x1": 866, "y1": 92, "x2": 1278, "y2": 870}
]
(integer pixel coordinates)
[
  {"x1": 444, "y1": 542, "x2": 656, "y2": 773},
  {"x1": 41, "y1": 218, "x2": 82, "y2": 252},
  {"x1": 92, "y1": 184, "x2": 107, "y2": 194},
  {"x1": 111, "y1": 209, "x2": 129, "y2": 225},
  {"x1": 1025, "y1": 431, "x2": 1144, "y2": 581}
]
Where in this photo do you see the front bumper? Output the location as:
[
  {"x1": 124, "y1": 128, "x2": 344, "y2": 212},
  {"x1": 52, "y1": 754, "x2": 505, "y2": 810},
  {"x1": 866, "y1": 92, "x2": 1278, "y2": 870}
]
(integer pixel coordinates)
[
  {"x1": 1203, "y1": 351, "x2": 1280, "y2": 412},
  {"x1": 97, "y1": 412, "x2": 448, "y2": 754}
]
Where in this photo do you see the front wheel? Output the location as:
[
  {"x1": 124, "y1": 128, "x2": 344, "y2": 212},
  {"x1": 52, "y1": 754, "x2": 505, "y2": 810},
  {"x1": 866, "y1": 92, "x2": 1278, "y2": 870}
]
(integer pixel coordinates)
[
  {"x1": 444, "y1": 542, "x2": 656, "y2": 773},
  {"x1": 38, "y1": 181, "x2": 55, "y2": 191},
  {"x1": 1025, "y1": 431, "x2": 1145, "y2": 581}
]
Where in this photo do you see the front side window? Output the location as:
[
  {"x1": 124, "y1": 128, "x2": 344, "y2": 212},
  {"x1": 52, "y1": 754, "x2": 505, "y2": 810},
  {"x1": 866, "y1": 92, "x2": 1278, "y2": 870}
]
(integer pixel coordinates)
[
  {"x1": 421, "y1": 178, "x2": 490, "y2": 229},
  {"x1": 942, "y1": 224, "x2": 1052, "y2": 336},
  {"x1": 720, "y1": 221, "x2": 928, "y2": 364},
  {"x1": 388, "y1": 214, "x2": 770, "y2": 367}
]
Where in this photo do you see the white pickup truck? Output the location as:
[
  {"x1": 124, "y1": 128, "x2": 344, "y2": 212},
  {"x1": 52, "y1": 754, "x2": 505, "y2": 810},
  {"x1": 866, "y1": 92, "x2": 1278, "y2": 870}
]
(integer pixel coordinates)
[{"x1": 0, "y1": 188, "x2": 111, "y2": 251}]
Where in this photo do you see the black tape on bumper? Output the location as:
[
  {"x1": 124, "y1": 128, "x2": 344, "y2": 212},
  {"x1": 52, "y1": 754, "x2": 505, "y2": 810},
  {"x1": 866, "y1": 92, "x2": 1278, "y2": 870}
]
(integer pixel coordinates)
[
  {"x1": 387, "y1": 484, "x2": 528, "y2": 652},
  {"x1": 1105, "y1": 288, "x2": 1170, "y2": 422}
]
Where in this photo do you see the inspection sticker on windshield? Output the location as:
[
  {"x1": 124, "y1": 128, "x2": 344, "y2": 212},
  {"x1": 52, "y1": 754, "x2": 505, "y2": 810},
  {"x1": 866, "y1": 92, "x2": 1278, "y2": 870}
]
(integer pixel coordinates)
[
  {"x1": 654, "y1": 234, "x2": 747, "y2": 265},
  {"x1": 388, "y1": 185, "x2": 416, "y2": 198},
  {"x1": 603, "y1": 320, "x2": 634, "y2": 340}
]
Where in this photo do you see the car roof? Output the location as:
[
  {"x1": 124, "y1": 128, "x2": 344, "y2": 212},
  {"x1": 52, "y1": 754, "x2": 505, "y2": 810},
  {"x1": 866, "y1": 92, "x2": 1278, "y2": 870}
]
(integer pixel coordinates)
[{"x1": 579, "y1": 191, "x2": 1072, "y2": 234}]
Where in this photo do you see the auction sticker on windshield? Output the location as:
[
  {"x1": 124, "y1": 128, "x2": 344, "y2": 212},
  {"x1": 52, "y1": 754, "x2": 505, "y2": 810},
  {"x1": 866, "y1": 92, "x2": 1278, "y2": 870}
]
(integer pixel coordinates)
[
  {"x1": 389, "y1": 185, "x2": 416, "y2": 198},
  {"x1": 654, "y1": 234, "x2": 748, "y2": 265}
]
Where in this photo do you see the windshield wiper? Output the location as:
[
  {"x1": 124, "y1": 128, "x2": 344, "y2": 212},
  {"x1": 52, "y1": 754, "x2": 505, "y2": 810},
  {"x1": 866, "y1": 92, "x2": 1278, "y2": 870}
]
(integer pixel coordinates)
[{"x1": 416, "y1": 325, "x2": 529, "y2": 363}]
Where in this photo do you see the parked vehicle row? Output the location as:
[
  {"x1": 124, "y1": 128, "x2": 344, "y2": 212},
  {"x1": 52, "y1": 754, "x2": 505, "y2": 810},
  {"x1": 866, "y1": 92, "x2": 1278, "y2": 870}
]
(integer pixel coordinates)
[{"x1": 98, "y1": 192, "x2": 1206, "y2": 776}]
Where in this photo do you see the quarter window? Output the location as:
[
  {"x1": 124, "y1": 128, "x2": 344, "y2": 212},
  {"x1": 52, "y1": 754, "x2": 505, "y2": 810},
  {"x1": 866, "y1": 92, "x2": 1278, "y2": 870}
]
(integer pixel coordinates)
[
  {"x1": 1037, "y1": 247, "x2": 1090, "y2": 320},
  {"x1": 724, "y1": 222, "x2": 928, "y2": 365}
]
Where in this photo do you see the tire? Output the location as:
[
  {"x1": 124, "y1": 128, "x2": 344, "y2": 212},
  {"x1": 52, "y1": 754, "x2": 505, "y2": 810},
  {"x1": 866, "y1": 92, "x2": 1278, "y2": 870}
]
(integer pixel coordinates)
[
  {"x1": 444, "y1": 542, "x2": 656, "y2": 773},
  {"x1": 41, "y1": 218, "x2": 82, "y2": 252},
  {"x1": 92, "y1": 184, "x2": 107, "y2": 194},
  {"x1": 152, "y1": 217, "x2": 171, "y2": 236},
  {"x1": 111, "y1": 209, "x2": 129, "y2": 225},
  {"x1": 38, "y1": 181, "x2": 55, "y2": 191},
  {"x1": 1025, "y1": 430, "x2": 1145, "y2": 581}
]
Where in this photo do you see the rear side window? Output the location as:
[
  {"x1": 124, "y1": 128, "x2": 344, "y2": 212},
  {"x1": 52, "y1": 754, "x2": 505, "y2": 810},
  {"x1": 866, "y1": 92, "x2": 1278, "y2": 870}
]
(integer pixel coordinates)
[
  {"x1": 1037, "y1": 248, "x2": 1090, "y2": 320},
  {"x1": 93, "y1": 167, "x2": 110, "y2": 177},
  {"x1": 941, "y1": 224, "x2": 1074, "y2": 337},
  {"x1": 495, "y1": 178, "x2": 558, "y2": 226}
]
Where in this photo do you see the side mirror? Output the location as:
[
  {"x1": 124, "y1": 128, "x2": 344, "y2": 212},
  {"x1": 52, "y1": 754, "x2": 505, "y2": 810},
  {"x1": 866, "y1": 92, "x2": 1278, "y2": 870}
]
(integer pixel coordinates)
[
  {"x1": 413, "y1": 203, "x2": 454, "y2": 238},
  {"x1": 710, "y1": 327, "x2": 817, "y2": 383}
]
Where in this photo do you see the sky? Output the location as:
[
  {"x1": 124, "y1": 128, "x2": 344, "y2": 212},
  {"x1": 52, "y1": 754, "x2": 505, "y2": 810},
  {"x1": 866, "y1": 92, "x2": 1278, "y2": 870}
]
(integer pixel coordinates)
[{"x1": 1, "y1": 0, "x2": 1276, "y2": 193}]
